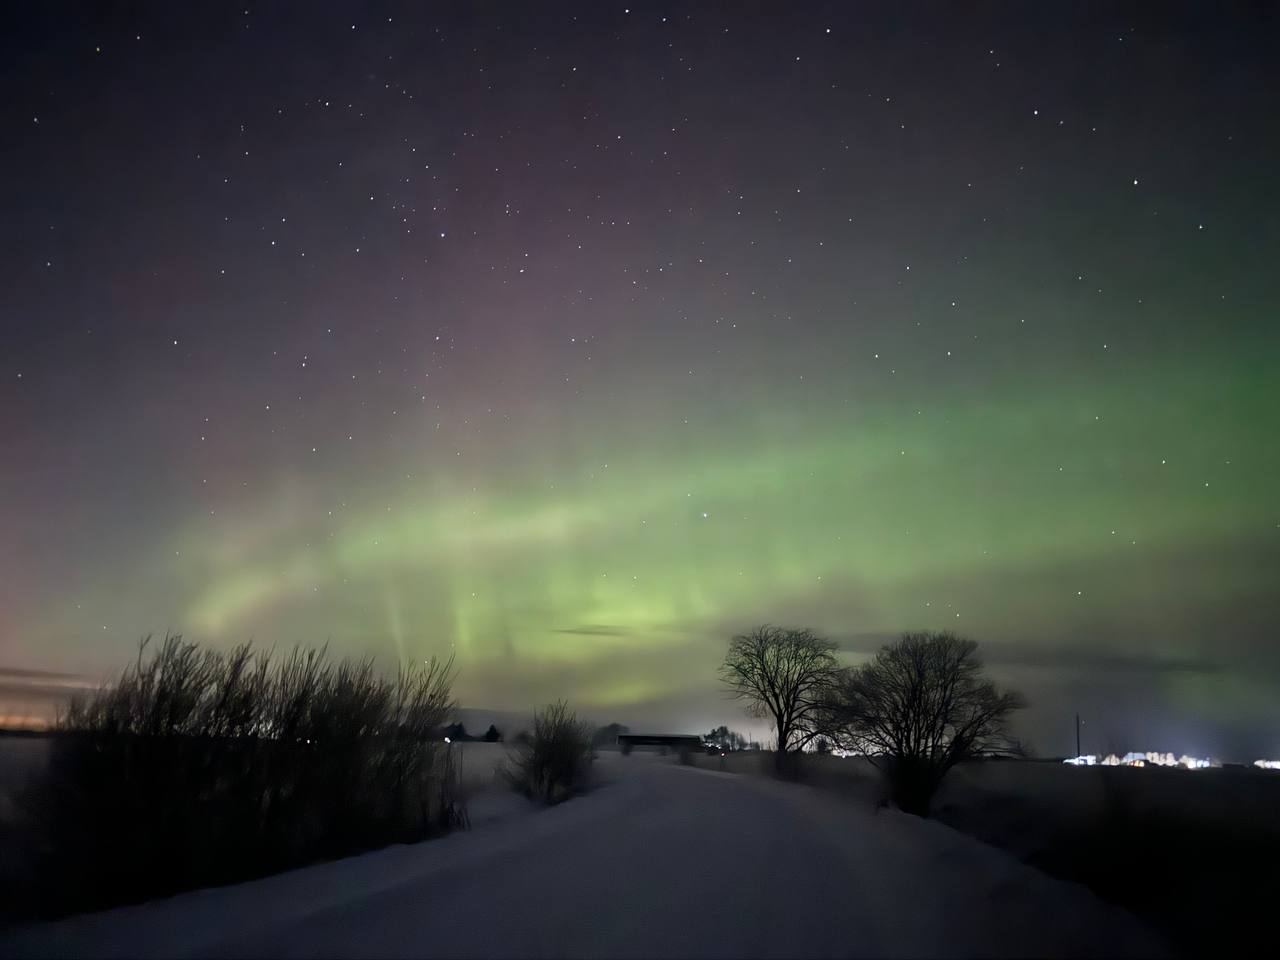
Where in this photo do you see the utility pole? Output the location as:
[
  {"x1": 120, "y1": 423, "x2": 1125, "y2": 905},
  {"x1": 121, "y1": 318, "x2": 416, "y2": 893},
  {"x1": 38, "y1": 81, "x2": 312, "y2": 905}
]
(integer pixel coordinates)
[{"x1": 1075, "y1": 713, "x2": 1082, "y2": 758}]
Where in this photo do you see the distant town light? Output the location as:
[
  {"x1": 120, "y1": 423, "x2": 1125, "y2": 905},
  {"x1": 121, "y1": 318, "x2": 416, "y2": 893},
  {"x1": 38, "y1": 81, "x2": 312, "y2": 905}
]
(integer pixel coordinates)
[{"x1": 1065, "y1": 752, "x2": 1217, "y2": 769}]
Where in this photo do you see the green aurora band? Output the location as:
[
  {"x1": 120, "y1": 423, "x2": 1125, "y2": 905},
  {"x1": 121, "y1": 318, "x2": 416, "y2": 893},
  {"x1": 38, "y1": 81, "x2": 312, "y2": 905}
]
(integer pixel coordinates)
[{"x1": 127, "y1": 351, "x2": 1277, "y2": 727}]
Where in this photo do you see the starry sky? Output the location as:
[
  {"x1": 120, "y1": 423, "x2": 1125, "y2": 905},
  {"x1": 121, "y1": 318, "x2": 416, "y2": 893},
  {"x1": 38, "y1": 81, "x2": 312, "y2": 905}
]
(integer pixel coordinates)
[{"x1": 2, "y1": 3, "x2": 1277, "y2": 758}]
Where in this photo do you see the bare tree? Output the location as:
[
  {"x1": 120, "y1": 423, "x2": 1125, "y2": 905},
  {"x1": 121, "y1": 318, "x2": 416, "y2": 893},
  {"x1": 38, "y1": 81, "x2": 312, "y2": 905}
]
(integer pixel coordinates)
[
  {"x1": 720, "y1": 625, "x2": 839, "y2": 769},
  {"x1": 831, "y1": 631, "x2": 1025, "y2": 815}
]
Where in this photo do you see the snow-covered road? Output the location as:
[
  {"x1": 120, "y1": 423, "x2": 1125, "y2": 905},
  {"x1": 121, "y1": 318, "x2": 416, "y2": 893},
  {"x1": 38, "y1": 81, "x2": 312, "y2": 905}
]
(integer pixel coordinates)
[{"x1": 1, "y1": 754, "x2": 1164, "y2": 958}]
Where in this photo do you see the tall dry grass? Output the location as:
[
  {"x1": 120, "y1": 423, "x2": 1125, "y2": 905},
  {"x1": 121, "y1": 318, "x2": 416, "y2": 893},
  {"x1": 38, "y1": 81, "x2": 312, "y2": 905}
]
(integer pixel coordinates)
[{"x1": 8, "y1": 634, "x2": 462, "y2": 919}]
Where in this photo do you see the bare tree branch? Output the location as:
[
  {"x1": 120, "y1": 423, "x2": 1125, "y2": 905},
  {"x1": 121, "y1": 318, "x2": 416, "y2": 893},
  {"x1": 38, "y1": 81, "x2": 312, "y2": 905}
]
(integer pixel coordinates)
[
  {"x1": 720, "y1": 625, "x2": 840, "y2": 765},
  {"x1": 828, "y1": 631, "x2": 1025, "y2": 814}
]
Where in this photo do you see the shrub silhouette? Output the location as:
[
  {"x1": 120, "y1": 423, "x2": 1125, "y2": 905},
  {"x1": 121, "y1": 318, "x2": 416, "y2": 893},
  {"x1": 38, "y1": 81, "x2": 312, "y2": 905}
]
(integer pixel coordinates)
[
  {"x1": 12, "y1": 634, "x2": 461, "y2": 919},
  {"x1": 505, "y1": 700, "x2": 593, "y2": 804}
]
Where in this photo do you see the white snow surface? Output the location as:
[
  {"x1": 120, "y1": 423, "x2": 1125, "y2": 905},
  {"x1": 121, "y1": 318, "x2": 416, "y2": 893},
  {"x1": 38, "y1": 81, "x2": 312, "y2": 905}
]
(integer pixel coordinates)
[{"x1": 1, "y1": 753, "x2": 1165, "y2": 958}]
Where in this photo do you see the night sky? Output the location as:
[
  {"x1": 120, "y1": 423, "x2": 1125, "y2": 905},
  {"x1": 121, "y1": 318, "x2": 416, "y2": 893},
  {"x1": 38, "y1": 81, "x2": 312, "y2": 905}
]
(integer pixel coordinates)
[{"x1": 2, "y1": 3, "x2": 1277, "y2": 758}]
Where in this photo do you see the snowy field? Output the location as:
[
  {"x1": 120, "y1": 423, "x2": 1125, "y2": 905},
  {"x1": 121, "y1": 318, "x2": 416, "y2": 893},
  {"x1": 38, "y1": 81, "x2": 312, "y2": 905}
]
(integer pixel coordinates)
[
  {"x1": 0, "y1": 751, "x2": 1165, "y2": 959},
  {"x1": 689, "y1": 749, "x2": 1280, "y2": 956}
]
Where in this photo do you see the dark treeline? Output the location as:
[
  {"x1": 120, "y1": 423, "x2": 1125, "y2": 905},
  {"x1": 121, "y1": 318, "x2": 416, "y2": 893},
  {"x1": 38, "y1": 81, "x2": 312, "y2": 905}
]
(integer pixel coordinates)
[{"x1": 704, "y1": 725, "x2": 755, "y2": 752}]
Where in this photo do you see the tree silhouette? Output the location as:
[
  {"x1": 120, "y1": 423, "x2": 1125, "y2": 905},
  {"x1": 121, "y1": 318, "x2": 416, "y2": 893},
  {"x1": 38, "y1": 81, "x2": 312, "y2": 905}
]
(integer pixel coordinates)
[
  {"x1": 482, "y1": 723, "x2": 502, "y2": 742},
  {"x1": 705, "y1": 725, "x2": 748, "y2": 751},
  {"x1": 591, "y1": 722, "x2": 629, "y2": 748},
  {"x1": 720, "y1": 625, "x2": 839, "y2": 769},
  {"x1": 831, "y1": 631, "x2": 1025, "y2": 815}
]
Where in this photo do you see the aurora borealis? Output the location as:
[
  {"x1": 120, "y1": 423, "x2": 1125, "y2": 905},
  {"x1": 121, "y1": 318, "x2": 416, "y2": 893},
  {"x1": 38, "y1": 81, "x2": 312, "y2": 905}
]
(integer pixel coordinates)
[{"x1": 2, "y1": 4, "x2": 1278, "y2": 757}]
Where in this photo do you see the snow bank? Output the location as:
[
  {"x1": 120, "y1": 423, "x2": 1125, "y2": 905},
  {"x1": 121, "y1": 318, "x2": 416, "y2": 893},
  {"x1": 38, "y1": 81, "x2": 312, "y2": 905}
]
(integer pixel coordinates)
[{"x1": 1, "y1": 753, "x2": 1164, "y2": 958}]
